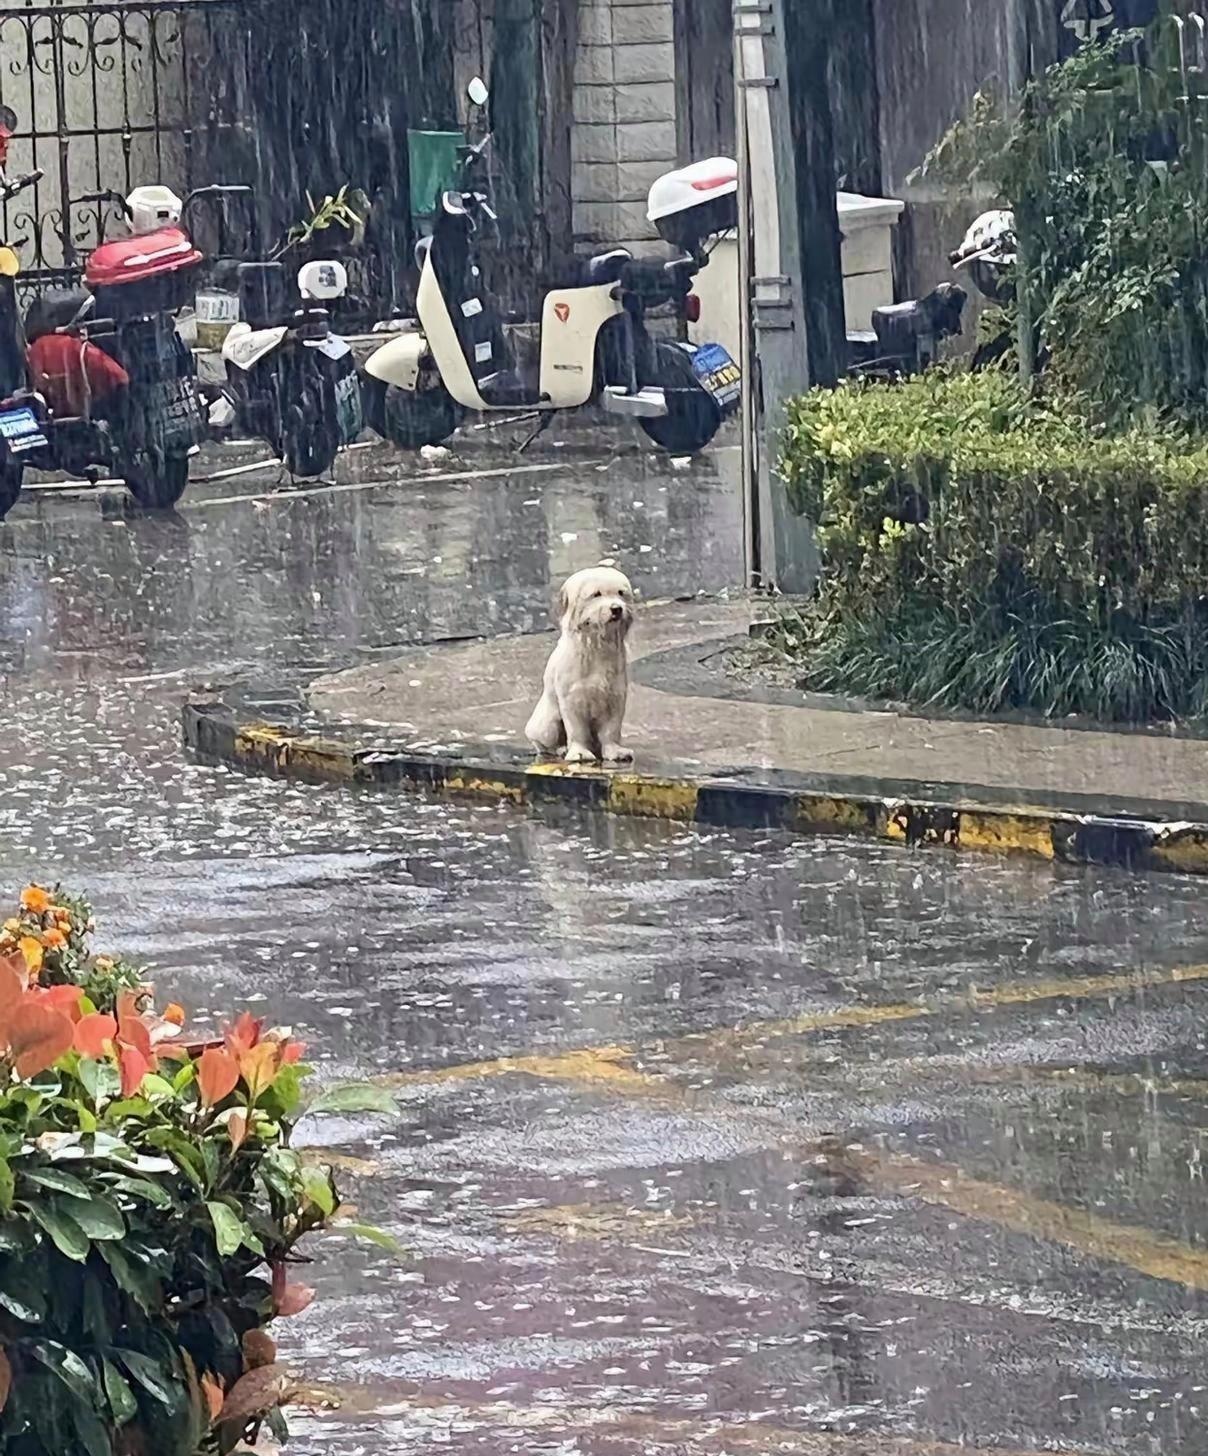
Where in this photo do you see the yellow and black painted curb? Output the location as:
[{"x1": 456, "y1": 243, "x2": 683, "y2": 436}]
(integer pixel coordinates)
[{"x1": 182, "y1": 697, "x2": 1208, "y2": 879}]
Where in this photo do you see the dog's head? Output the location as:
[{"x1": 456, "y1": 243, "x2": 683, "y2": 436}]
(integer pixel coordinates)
[{"x1": 559, "y1": 566, "x2": 635, "y2": 638}]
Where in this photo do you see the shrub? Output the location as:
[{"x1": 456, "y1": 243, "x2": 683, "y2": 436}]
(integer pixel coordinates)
[
  {"x1": 778, "y1": 371, "x2": 1208, "y2": 722},
  {"x1": 916, "y1": 28, "x2": 1208, "y2": 429},
  {"x1": 0, "y1": 884, "x2": 394, "y2": 1455}
]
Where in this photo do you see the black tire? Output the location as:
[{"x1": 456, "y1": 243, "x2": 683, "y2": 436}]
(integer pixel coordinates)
[
  {"x1": 123, "y1": 450, "x2": 190, "y2": 509},
  {"x1": 0, "y1": 456, "x2": 22, "y2": 520},
  {"x1": 282, "y1": 377, "x2": 337, "y2": 478},
  {"x1": 638, "y1": 342, "x2": 724, "y2": 455},
  {"x1": 362, "y1": 374, "x2": 463, "y2": 450}
]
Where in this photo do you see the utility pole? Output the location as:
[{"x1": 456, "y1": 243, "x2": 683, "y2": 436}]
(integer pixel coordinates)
[{"x1": 733, "y1": 0, "x2": 846, "y2": 595}]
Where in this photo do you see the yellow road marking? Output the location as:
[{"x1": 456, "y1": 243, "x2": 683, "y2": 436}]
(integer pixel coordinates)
[
  {"x1": 373, "y1": 961, "x2": 1208, "y2": 1098},
  {"x1": 376, "y1": 1043, "x2": 661, "y2": 1096},
  {"x1": 695, "y1": 960, "x2": 1208, "y2": 1053},
  {"x1": 318, "y1": 1385, "x2": 1089, "y2": 1455},
  {"x1": 848, "y1": 1146, "x2": 1208, "y2": 1291}
]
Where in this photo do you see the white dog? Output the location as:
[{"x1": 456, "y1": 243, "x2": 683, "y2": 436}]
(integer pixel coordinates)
[{"x1": 525, "y1": 565, "x2": 635, "y2": 764}]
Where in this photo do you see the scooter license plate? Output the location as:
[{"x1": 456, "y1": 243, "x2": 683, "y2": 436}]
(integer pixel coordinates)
[
  {"x1": 335, "y1": 371, "x2": 363, "y2": 445},
  {"x1": 691, "y1": 342, "x2": 741, "y2": 413},
  {"x1": 0, "y1": 405, "x2": 46, "y2": 454}
]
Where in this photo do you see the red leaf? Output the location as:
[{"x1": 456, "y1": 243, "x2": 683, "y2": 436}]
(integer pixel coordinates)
[
  {"x1": 73, "y1": 1012, "x2": 117, "y2": 1059},
  {"x1": 200, "y1": 1371, "x2": 225, "y2": 1423},
  {"x1": 0, "y1": 957, "x2": 25, "y2": 1042},
  {"x1": 238, "y1": 1041, "x2": 281, "y2": 1100},
  {"x1": 197, "y1": 1047, "x2": 240, "y2": 1107},
  {"x1": 118, "y1": 1044, "x2": 151, "y2": 1098},
  {"x1": 217, "y1": 1363, "x2": 295, "y2": 1424},
  {"x1": 282, "y1": 1039, "x2": 306, "y2": 1065},
  {"x1": 227, "y1": 1110, "x2": 248, "y2": 1152},
  {"x1": 36, "y1": 985, "x2": 84, "y2": 1021},
  {"x1": 0, "y1": 1348, "x2": 10, "y2": 1412},
  {"x1": 275, "y1": 1281, "x2": 315, "y2": 1317},
  {"x1": 117, "y1": 1015, "x2": 153, "y2": 1061},
  {"x1": 8, "y1": 1002, "x2": 74, "y2": 1078},
  {"x1": 225, "y1": 1011, "x2": 262, "y2": 1058}
]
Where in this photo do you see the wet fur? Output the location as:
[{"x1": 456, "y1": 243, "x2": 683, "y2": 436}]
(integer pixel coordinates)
[{"x1": 525, "y1": 566, "x2": 635, "y2": 764}]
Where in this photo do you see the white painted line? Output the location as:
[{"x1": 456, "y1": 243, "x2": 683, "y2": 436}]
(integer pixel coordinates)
[{"x1": 181, "y1": 459, "x2": 575, "y2": 510}]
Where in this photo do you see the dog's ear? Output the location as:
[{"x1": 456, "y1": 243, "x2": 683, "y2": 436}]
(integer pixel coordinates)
[{"x1": 557, "y1": 583, "x2": 570, "y2": 623}]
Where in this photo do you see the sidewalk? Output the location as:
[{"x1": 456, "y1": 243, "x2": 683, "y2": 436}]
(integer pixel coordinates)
[{"x1": 183, "y1": 597, "x2": 1208, "y2": 877}]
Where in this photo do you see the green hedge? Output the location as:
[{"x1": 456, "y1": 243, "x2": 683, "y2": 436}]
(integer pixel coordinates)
[{"x1": 778, "y1": 372, "x2": 1208, "y2": 722}]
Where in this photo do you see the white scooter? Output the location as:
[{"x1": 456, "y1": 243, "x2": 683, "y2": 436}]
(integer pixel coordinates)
[{"x1": 362, "y1": 78, "x2": 741, "y2": 455}]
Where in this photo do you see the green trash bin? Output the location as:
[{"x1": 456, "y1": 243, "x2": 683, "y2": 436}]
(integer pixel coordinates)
[{"x1": 408, "y1": 130, "x2": 465, "y2": 227}]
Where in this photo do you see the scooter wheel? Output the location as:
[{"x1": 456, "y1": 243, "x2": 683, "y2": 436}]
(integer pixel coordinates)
[
  {"x1": 283, "y1": 416, "x2": 336, "y2": 478},
  {"x1": 0, "y1": 455, "x2": 23, "y2": 520},
  {"x1": 638, "y1": 341, "x2": 723, "y2": 455},
  {"x1": 123, "y1": 450, "x2": 191, "y2": 509},
  {"x1": 362, "y1": 375, "x2": 464, "y2": 450}
]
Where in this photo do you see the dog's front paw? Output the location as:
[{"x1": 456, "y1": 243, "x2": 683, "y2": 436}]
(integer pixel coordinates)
[
  {"x1": 602, "y1": 744, "x2": 634, "y2": 764},
  {"x1": 564, "y1": 744, "x2": 598, "y2": 765}
]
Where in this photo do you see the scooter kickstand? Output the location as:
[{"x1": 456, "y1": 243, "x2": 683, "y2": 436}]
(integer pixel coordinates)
[{"x1": 517, "y1": 411, "x2": 553, "y2": 455}]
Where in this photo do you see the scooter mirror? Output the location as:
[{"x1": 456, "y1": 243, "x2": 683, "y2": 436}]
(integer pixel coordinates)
[
  {"x1": 0, "y1": 106, "x2": 17, "y2": 134},
  {"x1": 467, "y1": 77, "x2": 489, "y2": 108}
]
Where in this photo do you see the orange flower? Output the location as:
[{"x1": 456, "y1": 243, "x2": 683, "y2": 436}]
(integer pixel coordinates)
[
  {"x1": 19, "y1": 886, "x2": 50, "y2": 915},
  {"x1": 41, "y1": 928, "x2": 65, "y2": 949},
  {"x1": 18, "y1": 937, "x2": 42, "y2": 976},
  {"x1": 163, "y1": 1003, "x2": 186, "y2": 1027}
]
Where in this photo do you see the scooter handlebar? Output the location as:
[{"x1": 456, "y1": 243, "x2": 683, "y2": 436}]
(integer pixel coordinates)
[
  {"x1": 71, "y1": 189, "x2": 132, "y2": 217},
  {"x1": 0, "y1": 168, "x2": 42, "y2": 202}
]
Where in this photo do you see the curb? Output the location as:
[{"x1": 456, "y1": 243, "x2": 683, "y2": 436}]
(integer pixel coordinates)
[{"x1": 182, "y1": 696, "x2": 1208, "y2": 879}]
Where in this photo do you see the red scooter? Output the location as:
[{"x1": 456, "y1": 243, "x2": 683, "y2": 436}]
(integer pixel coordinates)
[{"x1": 0, "y1": 115, "x2": 243, "y2": 517}]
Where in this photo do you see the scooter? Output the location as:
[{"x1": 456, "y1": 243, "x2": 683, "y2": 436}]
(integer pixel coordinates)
[
  {"x1": 220, "y1": 254, "x2": 363, "y2": 478},
  {"x1": 0, "y1": 161, "x2": 227, "y2": 517},
  {"x1": 362, "y1": 78, "x2": 740, "y2": 456}
]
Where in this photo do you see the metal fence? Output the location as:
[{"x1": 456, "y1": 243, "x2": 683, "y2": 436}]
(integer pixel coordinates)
[{"x1": 0, "y1": 0, "x2": 252, "y2": 295}]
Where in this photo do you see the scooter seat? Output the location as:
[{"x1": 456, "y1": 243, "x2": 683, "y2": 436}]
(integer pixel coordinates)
[
  {"x1": 557, "y1": 248, "x2": 632, "y2": 288},
  {"x1": 871, "y1": 284, "x2": 966, "y2": 350},
  {"x1": 24, "y1": 287, "x2": 90, "y2": 343}
]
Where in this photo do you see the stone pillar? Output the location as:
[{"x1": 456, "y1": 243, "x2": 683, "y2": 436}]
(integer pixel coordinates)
[{"x1": 571, "y1": 0, "x2": 679, "y2": 255}]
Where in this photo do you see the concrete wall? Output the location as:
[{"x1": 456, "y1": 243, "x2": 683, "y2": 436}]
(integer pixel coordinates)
[{"x1": 572, "y1": 0, "x2": 679, "y2": 255}]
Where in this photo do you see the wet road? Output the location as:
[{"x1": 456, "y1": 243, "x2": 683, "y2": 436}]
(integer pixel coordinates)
[{"x1": 2, "y1": 434, "x2": 1208, "y2": 1455}]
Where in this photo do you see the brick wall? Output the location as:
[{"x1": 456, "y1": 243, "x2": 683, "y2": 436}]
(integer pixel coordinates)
[{"x1": 571, "y1": 0, "x2": 678, "y2": 255}]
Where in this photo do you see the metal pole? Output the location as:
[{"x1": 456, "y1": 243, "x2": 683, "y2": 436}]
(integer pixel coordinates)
[
  {"x1": 734, "y1": 4, "x2": 760, "y2": 590},
  {"x1": 733, "y1": 0, "x2": 843, "y2": 596}
]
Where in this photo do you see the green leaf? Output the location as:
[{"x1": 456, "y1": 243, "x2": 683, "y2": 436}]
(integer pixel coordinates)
[
  {"x1": 306, "y1": 1082, "x2": 398, "y2": 1116},
  {"x1": 98, "y1": 1242, "x2": 162, "y2": 1313},
  {"x1": 28, "y1": 1198, "x2": 90, "y2": 1261},
  {"x1": 18, "y1": 1165, "x2": 92, "y2": 1199},
  {"x1": 103, "y1": 1357, "x2": 139, "y2": 1426},
  {"x1": 0, "y1": 1253, "x2": 48, "y2": 1321},
  {"x1": 78, "y1": 1058, "x2": 120, "y2": 1105},
  {"x1": 27, "y1": 1339, "x2": 97, "y2": 1403},
  {"x1": 116, "y1": 1348, "x2": 177, "y2": 1408},
  {"x1": 53, "y1": 1191, "x2": 125, "y2": 1241},
  {"x1": 301, "y1": 1164, "x2": 336, "y2": 1217},
  {"x1": 0, "y1": 1218, "x2": 34, "y2": 1254},
  {"x1": 69, "y1": 1394, "x2": 113, "y2": 1456},
  {"x1": 0, "y1": 1155, "x2": 13, "y2": 1213},
  {"x1": 207, "y1": 1200, "x2": 249, "y2": 1257},
  {"x1": 331, "y1": 1221, "x2": 405, "y2": 1255},
  {"x1": 105, "y1": 1173, "x2": 172, "y2": 1209}
]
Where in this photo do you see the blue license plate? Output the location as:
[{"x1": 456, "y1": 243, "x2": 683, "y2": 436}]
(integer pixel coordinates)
[
  {"x1": 691, "y1": 342, "x2": 741, "y2": 412},
  {"x1": 0, "y1": 405, "x2": 46, "y2": 453}
]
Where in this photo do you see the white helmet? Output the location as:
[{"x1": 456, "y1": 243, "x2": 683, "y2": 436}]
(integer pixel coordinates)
[{"x1": 950, "y1": 210, "x2": 1017, "y2": 270}]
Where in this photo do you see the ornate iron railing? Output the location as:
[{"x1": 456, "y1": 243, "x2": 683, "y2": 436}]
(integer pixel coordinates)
[{"x1": 0, "y1": 0, "x2": 255, "y2": 294}]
